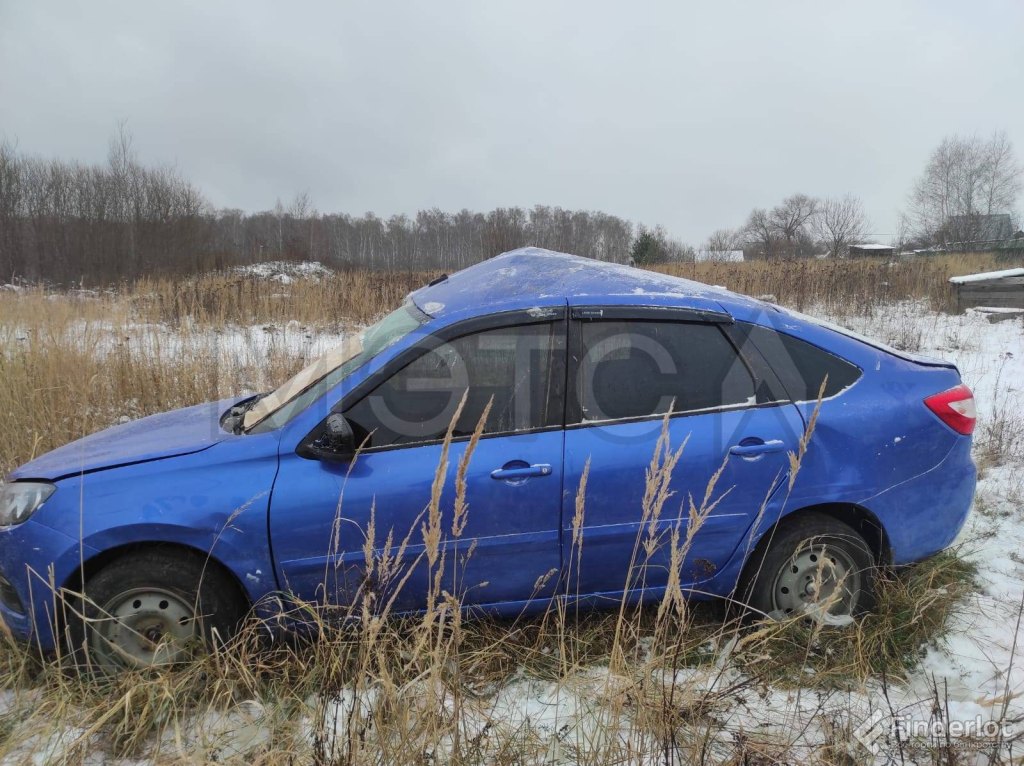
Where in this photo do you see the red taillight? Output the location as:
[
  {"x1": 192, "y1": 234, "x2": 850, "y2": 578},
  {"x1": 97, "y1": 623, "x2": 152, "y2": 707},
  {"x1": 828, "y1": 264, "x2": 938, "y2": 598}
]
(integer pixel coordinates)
[{"x1": 924, "y1": 384, "x2": 976, "y2": 435}]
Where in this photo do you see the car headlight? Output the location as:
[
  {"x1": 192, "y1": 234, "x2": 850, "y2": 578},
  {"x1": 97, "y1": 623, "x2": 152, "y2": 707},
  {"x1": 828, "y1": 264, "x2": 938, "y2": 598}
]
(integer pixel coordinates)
[{"x1": 0, "y1": 481, "x2": 56, "y2": 527}]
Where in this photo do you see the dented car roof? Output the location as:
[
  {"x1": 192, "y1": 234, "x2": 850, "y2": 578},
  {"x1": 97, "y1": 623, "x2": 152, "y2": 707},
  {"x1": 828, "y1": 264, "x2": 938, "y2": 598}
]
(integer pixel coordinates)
[{"x1": 408, "y1": 246, "x2": 752, "y2": 321}]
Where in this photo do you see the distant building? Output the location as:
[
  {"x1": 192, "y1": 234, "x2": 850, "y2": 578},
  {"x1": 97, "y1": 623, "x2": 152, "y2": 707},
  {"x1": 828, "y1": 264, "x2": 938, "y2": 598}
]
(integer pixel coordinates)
[
  {"x1": 940, "y1": 213, "x2": 1016, "y2": 249},
  {"x1": 848, "y1": 243, "x2": 895, "y2": 258}
]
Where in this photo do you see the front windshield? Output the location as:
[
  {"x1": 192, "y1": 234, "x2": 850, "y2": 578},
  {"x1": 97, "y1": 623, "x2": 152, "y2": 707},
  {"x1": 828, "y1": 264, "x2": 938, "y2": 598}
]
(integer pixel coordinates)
[{"x1": 244, "y1": 302, "x2": 426, "y2": 431}]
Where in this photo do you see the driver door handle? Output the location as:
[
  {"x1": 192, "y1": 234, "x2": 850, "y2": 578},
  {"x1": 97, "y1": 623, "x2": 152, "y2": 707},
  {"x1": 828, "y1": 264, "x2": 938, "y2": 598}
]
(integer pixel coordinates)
[
  {"x1": 729, "y1": 439, "x2": 786, "y2": 457},
  {"x1": 490, "y1": 463, "x2": 553, "y2": 480}
]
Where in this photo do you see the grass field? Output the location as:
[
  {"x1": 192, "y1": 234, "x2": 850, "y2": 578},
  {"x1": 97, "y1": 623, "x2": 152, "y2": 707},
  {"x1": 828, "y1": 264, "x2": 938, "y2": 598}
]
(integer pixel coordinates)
[{"x1": 0, "y1": 254, "x2": 1021, "y2": 764}]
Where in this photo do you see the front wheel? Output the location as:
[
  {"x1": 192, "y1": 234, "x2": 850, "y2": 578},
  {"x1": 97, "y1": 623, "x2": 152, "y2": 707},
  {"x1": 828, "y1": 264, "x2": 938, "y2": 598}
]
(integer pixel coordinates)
[
  {"x1": 66, "y1": 549, "x2": 246, "y2": 675},
  {"x1": 737, "y1": 513, "x2": 875, "y2": 624}
]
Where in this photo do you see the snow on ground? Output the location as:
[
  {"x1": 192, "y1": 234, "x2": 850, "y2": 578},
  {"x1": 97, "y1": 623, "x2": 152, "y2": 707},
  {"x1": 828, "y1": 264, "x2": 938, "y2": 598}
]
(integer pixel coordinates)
[
  {"x1": 2, "y1": 317, "x2": 348, "y2": 364},
  {"x1": 835, "y1": 304, "x2": 1024, "y2": 733},
  {"x1": 232, "y1": 260, "x2": 333, "y2": 283},
  {"x1": 0, "y1": 318, "x2": 353, "y2": 403}
]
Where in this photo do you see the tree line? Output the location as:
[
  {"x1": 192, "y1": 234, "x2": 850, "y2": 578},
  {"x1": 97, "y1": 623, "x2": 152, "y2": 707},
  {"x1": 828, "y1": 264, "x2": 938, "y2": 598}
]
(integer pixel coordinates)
[
  {"x1": 0, "y1": 130, "x2": 653, "y2": 284},
  {"x1": 714, "y1": 131, "x2": 1022, "y2": 261},
  {"x1": 2, "y1": 128, "x2": 1020, "y2": 283},
  {"x1": 725, "y1": 193, "x2": 871, "y2": 260},
  {"x1": 0, "y1": 131, "x2": 210, "y2": 283}
]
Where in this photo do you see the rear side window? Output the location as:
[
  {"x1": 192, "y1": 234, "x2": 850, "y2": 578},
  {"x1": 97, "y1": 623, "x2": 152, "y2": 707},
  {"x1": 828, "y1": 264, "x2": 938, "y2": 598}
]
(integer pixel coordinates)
[
  {"x1": 741, "y1": 323, "x2": 861, "y2": 401},
  {"x1": 574, "y1": 320, "x2": 755, "y2": 422}
]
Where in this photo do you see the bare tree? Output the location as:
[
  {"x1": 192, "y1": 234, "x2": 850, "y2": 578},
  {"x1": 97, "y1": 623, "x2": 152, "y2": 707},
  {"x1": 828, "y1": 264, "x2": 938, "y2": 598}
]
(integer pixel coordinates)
[
  {"x1": 742, "y1": 208, "x2": 776, "y2": 259},
  {"x1": 288, "y1": 191, "x2": 317, "y2": 260},
  {"x1": 908, "y1": 132, "x2": 1022, "y2": 247},
  {"x1": 814, "y1": 195, "x2": 868, "y2": 258},
  {"x1": 770, "y1": 193, "x2": 819, "y2": 256},
  {"x1": 0, "y1": 141, "x2": 24, "y2": 279},
  {"x1": 979, "y1": 132, "x2": 1022, "y2": 218},
  {"x1": 894, "y1": 213, "x2": 913, "y2": 252},
  {"x1": 698, "y1": 228, "x2": 740, "y2": 261}
]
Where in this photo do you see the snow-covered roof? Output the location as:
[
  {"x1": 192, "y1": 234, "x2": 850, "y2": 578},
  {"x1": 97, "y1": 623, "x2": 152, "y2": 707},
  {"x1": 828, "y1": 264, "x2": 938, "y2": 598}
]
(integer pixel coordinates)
[
  {"x1": 967, "y1": 306, "x2": 1024, "y2": 314},
  {"x1": 849, "y1": 243, "x2": 894, "y2": 250},
  {"x1": 949, "y1": 267, "x2": 1024, "y2": 285}
]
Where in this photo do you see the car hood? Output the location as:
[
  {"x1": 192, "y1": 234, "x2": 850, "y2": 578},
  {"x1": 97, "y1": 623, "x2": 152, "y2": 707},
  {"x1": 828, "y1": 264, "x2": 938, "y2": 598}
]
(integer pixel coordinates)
[{"x1": 8, "y1": 398, "x2": 242, "y2": 482}]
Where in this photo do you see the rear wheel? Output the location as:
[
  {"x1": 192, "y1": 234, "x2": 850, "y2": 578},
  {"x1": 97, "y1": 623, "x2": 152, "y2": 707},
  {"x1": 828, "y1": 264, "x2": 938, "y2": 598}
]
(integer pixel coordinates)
[
  {"x1": 737, "y1": 513, "x2": 875, "y2": 624},
  {"x1": 67, "y1": 549, "x2": 246, "y2": 675}
]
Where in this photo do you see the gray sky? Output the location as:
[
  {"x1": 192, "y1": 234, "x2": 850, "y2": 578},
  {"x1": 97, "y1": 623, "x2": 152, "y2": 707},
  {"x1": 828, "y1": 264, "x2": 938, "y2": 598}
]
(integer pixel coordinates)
[{"x1": 2, "y1": 0, "x2": 1022, "y2": 244}]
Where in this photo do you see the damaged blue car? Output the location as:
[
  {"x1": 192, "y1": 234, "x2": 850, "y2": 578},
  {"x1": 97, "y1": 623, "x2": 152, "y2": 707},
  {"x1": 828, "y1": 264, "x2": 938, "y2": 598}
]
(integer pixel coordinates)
[{"x1": 0, "y1": 247, "x2": 976, "y2": 672}]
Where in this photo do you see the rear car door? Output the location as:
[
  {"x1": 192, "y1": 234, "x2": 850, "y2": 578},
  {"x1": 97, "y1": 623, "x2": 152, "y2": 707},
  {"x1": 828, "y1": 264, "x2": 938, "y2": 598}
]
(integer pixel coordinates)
[
  {"x1": 561, "y1": 307, "x2": 806, "y2": 602},
  {"x1": 268, "y1": 311, "x2": 567, "y2": 611}
]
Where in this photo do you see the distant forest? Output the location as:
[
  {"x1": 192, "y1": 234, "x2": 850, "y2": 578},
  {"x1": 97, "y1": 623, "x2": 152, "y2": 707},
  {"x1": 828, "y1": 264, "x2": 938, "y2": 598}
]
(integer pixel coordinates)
[
  {"x1": 0, "y1": 132, "x2": 668, "y2": 285},
  {"x1": 7, "y1": 129, "x2": 1017, "y2": 284}
]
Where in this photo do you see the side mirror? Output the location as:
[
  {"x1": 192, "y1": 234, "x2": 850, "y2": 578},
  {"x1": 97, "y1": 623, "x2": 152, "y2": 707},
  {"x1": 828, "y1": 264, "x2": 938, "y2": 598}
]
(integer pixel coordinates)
[{"x1": 300, "y1": 413, "x2": 356, "y2": 462}]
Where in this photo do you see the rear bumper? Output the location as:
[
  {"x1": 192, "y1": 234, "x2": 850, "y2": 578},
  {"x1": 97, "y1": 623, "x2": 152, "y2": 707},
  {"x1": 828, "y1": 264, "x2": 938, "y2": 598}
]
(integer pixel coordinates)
[
  {"x1": 0, "y1": 519, "x2": 94, "y2": 652},
  {"x1": 868, "y1": 437, "x2": 976, "y2": 565}
]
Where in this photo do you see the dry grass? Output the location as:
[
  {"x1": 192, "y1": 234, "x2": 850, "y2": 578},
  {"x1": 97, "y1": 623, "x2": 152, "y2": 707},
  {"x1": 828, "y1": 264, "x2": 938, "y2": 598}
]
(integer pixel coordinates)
[
  {"x1": 0, "y1": 257, "x2": 998, "y2": 763},
  {"x1": 655, "y1": 252, "x2": 1007, "y2": 315},
  {"x1": 133, "y1": 269, "x2": 429, "y2": 327},
  {"x1": 0, "y1": 301, "x2": 303, "y2": 476}
]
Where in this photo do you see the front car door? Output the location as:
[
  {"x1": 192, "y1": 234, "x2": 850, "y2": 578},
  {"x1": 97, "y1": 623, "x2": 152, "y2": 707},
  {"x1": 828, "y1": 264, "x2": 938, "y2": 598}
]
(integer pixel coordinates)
[
  {"x1": 561, "y1": 306, "x2": 806, "y2": 603},
  {"x1": 268, "y1": 310, "x2": 567, "y2": 613}
]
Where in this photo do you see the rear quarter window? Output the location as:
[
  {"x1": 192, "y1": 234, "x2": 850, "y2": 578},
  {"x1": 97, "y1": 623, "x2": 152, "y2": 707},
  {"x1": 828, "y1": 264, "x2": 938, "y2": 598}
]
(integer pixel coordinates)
[{"x1": 740, "y1": 323, "x2": 862, "y2": 402}]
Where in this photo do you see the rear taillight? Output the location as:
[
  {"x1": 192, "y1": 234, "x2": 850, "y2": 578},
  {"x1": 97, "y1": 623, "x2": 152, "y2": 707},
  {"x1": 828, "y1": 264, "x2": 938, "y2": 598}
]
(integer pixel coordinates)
[{"x1": 924, "y1": 384, "x2": 976, "y2": 435}]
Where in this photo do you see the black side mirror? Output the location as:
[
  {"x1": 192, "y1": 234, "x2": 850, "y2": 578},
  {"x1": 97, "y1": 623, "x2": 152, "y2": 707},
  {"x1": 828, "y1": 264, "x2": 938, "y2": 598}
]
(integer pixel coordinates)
[{"x1": 300, "y1": 413, "x2": 356, "y2": 462}]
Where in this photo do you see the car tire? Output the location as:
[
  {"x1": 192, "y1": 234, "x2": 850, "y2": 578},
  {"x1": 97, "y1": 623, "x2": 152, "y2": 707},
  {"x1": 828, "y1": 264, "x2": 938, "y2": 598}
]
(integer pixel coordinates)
[
  {"x1": 64, "y1": 548, "x2": 246, "y2": 675},
  {"x1": 736, "y1": 513, "x2": 875, "y2": 624}
]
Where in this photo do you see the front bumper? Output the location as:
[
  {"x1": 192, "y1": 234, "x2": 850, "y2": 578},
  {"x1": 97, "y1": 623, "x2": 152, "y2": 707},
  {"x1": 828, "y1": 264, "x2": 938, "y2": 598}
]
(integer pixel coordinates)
[{"x1": 0, "y1": 518, "x2": 97, "y2": 652}]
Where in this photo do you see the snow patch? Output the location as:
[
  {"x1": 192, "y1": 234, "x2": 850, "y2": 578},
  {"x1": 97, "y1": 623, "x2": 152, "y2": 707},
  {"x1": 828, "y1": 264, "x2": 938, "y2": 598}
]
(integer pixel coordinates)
[
  {"x1": 233, "y1": 261, "x2": 333, "y2": 282},
  {"x1": 422, "y1": 301, "x2": 445, "y2": 315}
]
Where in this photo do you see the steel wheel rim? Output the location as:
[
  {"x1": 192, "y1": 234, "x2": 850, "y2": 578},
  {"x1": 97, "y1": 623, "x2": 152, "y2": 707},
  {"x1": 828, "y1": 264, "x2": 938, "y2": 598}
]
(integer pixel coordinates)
[
  {"x1": 91, "y1": 587, "x2": 199, "y2": 671},
  {"x1": 770, "y1": 541, "x2": 860, "y2": 621}
]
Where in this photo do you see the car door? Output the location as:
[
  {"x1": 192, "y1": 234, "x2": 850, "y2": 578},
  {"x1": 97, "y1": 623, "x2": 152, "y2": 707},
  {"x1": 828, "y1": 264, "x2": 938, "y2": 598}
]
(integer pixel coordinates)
[
  {"x1": 268, "y1": 312, "x2": 567, "y2": 612},
  {"x1": 561, "y1": 307, "x2": 805, "y2": 602}
]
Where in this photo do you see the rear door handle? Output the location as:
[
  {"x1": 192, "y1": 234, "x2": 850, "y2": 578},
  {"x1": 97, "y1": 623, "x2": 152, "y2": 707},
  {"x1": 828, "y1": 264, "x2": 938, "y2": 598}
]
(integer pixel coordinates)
[
  {"x1": 729, "y1": 439, "x2": 786, "y2": 457},
  {"x1": 490, "y1": 463, "x2": 553, "y2": 480}
]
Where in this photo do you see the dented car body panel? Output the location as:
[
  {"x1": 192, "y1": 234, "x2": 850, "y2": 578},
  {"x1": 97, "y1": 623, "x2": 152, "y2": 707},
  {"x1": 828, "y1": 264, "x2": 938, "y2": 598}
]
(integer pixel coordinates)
[
  {"x1": 9, "y1": 398, "x2": 240, "y2": 481},
  {"x1": 0, "y1": 248, "x2": 976, "y2": 650}
]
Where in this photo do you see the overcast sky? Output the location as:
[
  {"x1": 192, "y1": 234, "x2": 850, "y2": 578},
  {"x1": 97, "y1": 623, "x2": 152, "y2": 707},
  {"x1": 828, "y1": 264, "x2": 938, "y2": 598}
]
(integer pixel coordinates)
[{"x1": 2, "y1": 1, "x2": 1022, "y2": 244}]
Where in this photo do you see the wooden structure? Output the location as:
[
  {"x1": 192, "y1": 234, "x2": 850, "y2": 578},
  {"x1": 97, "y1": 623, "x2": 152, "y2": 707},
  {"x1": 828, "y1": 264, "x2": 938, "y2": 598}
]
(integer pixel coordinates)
[
  {"x1": 949, "y1": 267, "x2": 1024, "y2": 312},
  {"x1": 848, "y1": 243, "x2": 895, "y2": 258}
]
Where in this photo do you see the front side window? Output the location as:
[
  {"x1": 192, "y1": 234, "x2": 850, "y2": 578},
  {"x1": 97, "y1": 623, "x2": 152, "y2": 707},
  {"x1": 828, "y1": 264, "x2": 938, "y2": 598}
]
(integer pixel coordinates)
[
  {"x1": 575, "y1": 320, "x2": 755, "y2": 423},
  {"x1": 345, "y1": 322, "x2": 562, "y2": 449}
]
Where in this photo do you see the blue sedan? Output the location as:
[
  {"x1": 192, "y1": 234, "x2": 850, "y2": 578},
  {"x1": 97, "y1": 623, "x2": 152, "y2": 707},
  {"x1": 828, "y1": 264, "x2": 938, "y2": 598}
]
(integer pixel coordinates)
[{"x1": 0, "y1": 248, "x2": 976, "y2": 672}]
